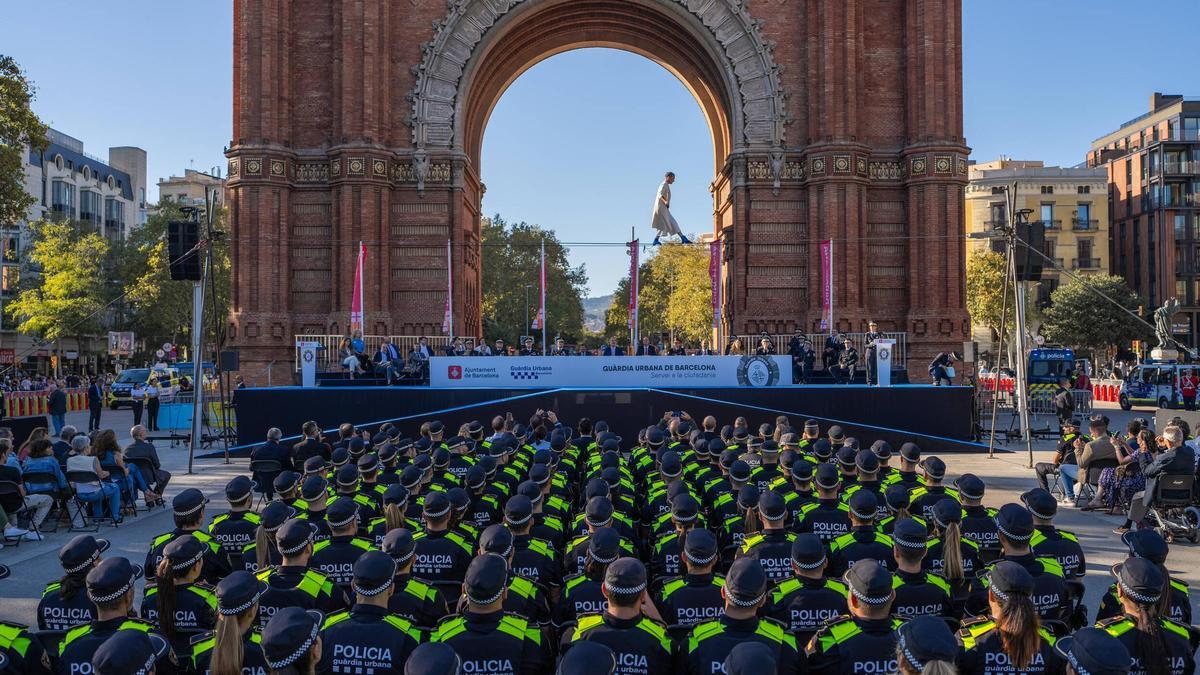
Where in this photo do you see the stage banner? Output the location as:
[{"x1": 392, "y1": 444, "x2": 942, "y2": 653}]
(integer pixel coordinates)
[
  {"x1": 430, "y1": 355, "x2": 793, "y2": 389},
  {"x1": 820, "y1": 239, "x2": 833, "y2": 331},
  {"x1": 875, "y1": 339, "x2": 896, "y2": 387},
  {"x1": 709, "y1": 240, "x2": 721, "y2": 329}
]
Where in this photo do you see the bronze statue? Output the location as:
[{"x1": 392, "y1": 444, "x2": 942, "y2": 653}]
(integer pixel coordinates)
[{"x1": 1154, "y1": 298, "x2": 1180, "y2": 350}]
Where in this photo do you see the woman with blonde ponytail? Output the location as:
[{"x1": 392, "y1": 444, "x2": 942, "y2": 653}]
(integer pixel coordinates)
[
  {"x1": 926, "y1": 498, "x2": 982, "y2": 595},
  {"x1": 896, "y1": 616, "x2": 960, "y2": 675},
  {"x1": 241, "y1": 501, "x2": 294, "y2": 572},
  {"x1": 194, "y1": 571, "x2": 270, "y2": 675},
  {"x1": 958, "y1": 562, "x2": 1062, "y2": 675}
]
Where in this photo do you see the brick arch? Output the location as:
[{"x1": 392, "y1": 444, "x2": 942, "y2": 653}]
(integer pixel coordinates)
[{"x1": 409, "y1": 0, "x2": 789, "y2": 163}]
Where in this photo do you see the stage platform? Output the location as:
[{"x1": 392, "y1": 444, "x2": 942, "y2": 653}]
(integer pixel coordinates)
[{"x1": 230, "y1": 384, "x2": 985, "y2": 455}]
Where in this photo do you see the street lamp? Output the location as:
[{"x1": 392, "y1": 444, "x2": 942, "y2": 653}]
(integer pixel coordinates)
[{"x1": 524, "y1": 284, "x2": 533, "y2": 339}]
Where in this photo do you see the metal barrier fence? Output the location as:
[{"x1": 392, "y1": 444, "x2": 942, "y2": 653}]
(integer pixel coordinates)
[
  {"x1": 158, "y1": 391, "x2": 236, "y2": 437},
  {"x1": 293, "y1": 335, "x2": 454, "y2": 372},
  {"x1": 975, "y1": 385, "x2": 1092, "y2": 441}
]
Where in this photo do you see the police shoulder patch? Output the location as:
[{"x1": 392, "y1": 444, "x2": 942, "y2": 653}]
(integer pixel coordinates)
[
  {"x1": 691, "y1": 619, "x2": 725, "y2": 642},
  {"x1": 322, "y1": 610, "x2": 352, "y2": 629}
]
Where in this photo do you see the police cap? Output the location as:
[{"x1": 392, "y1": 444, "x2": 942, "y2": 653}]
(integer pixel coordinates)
[
  {"x1": 848, "y1": 490, "x2": 879, "y2": 520},
  {"x1": 422, "y1": 492, "x2": 451, "y2": 519},
  {"x1": 276, "y1": 518, "x2": 316, "y2": 556},
  {"x1": 59, "y1": 534, "x2": 110, "y2": 574},
  {"x1": 477, "y1": 456, "x2": 498, "y2": 476},
  {"x1": 604, "y1": 557, "x2": 647, "y2": 596},
  {"x1": 225, "y1": 476, "x2": 254, "y2": 502},
  {"x1": 684, "y1": 528, "x2": 719, "y2": 567},
  {"x1": 335, "y1": 464, "x2": 360, "y2": 488},
  {"x1": 736, "y1": 486, "x2": 760, "y2": 510},
  {"x1": 357, "y1": 453, "x2": 380, "y2": 474},
  {"x1": 393, "y1": 437, "x2": 416, "y2": 453},
  {"x1": 273, "y1": 470, "x2": 302, "y2": 492},
  {"x1": 92, "y1": 628, "x2": 169, "y2": 675},
  {"x1": 870, "y1": 440, "x2": 893, "y2": 460},
  {"x1": 406, "y1": 642, "x2": 464, "y2": 675},
  {"x1": 897, "y1": 616, "x2": 958, "y2": 671},
  {"x1": 585, "y1": 496, "x2": 615, "y2": 527},
  {"x1": 85, "y1": 556, "x2": 143, "y2": 604},
  {"x1": 215, "y1": 570, "x2": 268, "y2": 615},
  {"x1": 671, "y1": 493, "x2": 700, "y2": 523},
  {"x1": 732, "y1": 426, "x2": 750, "y2": 442},
  {"x1": 758, "y1": 490, "x2": 788, "y2": 522},
  {"x1": 412, "y1": 454, "x2": 433, "y2": 474},
  {"x1": 584, "y1": 479, "x2": 609, "y2": 501},
  {"x1": 855, "y1": 449, "x2": 880, "y2": 474},
  {"x1": 382, "y1": 528, "x2": 416, "y2": 564},
  {"x1": 844, "y1": 559, "x2": 893, "y2": 606},
  {"x1": 348, "y1": 438, "x2": 366, "y2": 457},
  {"x1": 503, "y1": 495, "x2": 534, "y2": 526},
  {"x1": 383, "y1": 484, "x2": 409, "y2": 507},
  {"x1": 920, "y1": 456, "x2": 946, "y2": 480},
  {"x1": 162, "y1": 534, "x2": 207, "y2": 572},
  {"x1": 400, "y1": 465, "x2": 424, "y2": 490},
  {"x1": 1020, "y1": 488, "x2": 1057, "y2": 520},
  {"x1": 303, "y1": 455, "x2": 331, "y2": 474},
  {"x1": 842, "y1": 437, "x2": 861, "y2": 451},
  {"x1": 779, "y1": 450, "x2": 798, "y2": 470},
  {"x1": 549, "y1": 434, "x2": 567, "y2": 452},
  {"x1": 1062, "y1": 417, "x2": 1081, "y2": 430},
  {"x1": 431, "y1": 447, "x2": 451, "y2": 469},
  {"x1": 884, "y1": 484, "x2": 911, "y2": 511},
  {"x1": 790, "y1": 533, "x2": 826, "y2": 570},
  {"x1": 804, "y1": 420, "x2": 820, "y2": 434},
  {"x1": 761, "y1": 440, "x2": 780, "y2": 455},
  {"x1": 517, "y1": 481, "x2": 543, "y2": 505},
  {"x1": 1121, "y1": 529, "x2": 1169, "y2": 565},
  {"x1": 428, "y1": 421, "x2": 445, "y2": 435},
  {"x1": 707, "y1": 438, "x2": 727, "y2": 457},
  {"x1": 260, "y1": 501, "x2": 296, "y2": 533},
  {"x1": 464, "y1": 465, "x2": 487, "y2": 490},
  {"x1": 899, "y1": 442, "x2": 922, "y2": 463},
  {"x1": 352, "y1": 550, "x2": 396, "y2": 597},
  {"x1": 377, "y1": 444, "x2": 399, "y2": 463},
  {"x1": 811, "y1": 439, "x2": 833, "y2": 460},
  {"x1": 479, "y1": 524, "x2": 514, "y2": 558},
  {"x1": 300, "y1": 475, "x2": 329, "y2": 502},
  {"x1": 600, "y1": 467, "x2": 623, "y2": 489},
  {"x1": 994, "y1": 503, "x2": 1034, "y2": 542},
  {"x1": 747, "y1": 436, "x2": 764, "y2": 451},
  {"x1": 986, "y1": 560, "x2": 1034, "y2": 600},
  {"x1": 954, "y1": 473, "x2": 985, "y2": 501},
  {"x1": 780, "y1": 432, "x2": 800, "y2": 447},
  {"x1": 725, "y1": 557, "x2": 768, "y2": 606},
  {"x1": 1112, "y1": 556, "x2": 1164, "y2": 604},
  {"x1": 827, "y1": 425, "x2": 845, "y2": 441},
  {"x1": 588, "y1": 527, "x2": 622, "y2": 564},
  {"x1": 488, "y1": 439, "x2": 510, "y2": 458},
  {"x1": 446, "y1": 436, "x2": 468, "y2": 451},
  {"x1": 1053, "y1": 628, "x2": 1132, "y2": 675},
  {"x1": 646, "y1": 428, "x2": 665, "y2": 447},
  {"x1": 729, "y1": 460, "x2": 753, "y2": 483},
  {"x1": 446, "y1": 488, "x2": 470, "y2": 514},
  {"x1": 814, "y1": 463, "x2": 841, "y2": 490},
  {"x1": 791, "y1": 460, "x2": 814, "y2": 481},
  {"x1": 723, "y1": 642, "x2": 777, "y2": 675},
  {"x1": 931, "y1": 498, "x2": 962, "y2": 528},
  {"x1": 172, "y1": 487, "x2": 209, "y2": 517},
  {"x1": 528, "y1": 463, "x2": 551, "y2": 485},
  {"x1": 892, "y1": 518, "x2": 928, "y2": 550},
  {"x1": 331, "y1": 448, "x2": 351, "y2": 466},
  {"x1": 262, "y1": 607, "x2": 323, "y2": 670},
  {"x1": 464, "y1": 553, "x2": 508, "y2": 605},
  {"x1": 326, "y1": 497, "x2": 360, "y2": 528},
  {"x1": 601, "y1": 438, "x2": 621, "y2": 453},
  {"x1": 557, "y1": 641, "x2": 616, "y2": 675},
  {"x1": 835, "y1": 446, "x2": 857, "y2": 468},
  {"x1": 719, "y1": 449, "x2": 741, "y2": 470},
  {"x1": 660, "y1": 452, "x2": 683, "y2": 478}
]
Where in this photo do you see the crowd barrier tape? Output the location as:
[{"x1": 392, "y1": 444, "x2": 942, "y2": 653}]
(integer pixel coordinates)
[{"x1": 3, "y1": 387, "x2": 90, "y2": 418}]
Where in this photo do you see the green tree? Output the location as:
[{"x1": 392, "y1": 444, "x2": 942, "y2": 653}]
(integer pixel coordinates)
[
  {"x1": 965, "y1": 249, "x2": 1012, "y2": 337},
  {"x1": 605, "y1": 244, "x2": 713, "y2": 344},
  {"x1": 481, "y1": 215, "x2": 587, "y2": 344},
  {"x1": 111, "y1": 200, "x2": 231, "y2": 359},
  {"x1": 0, "y1": 55, "x2": 49, "y2": 227},
  {"x1": 7, "y1": 219, "x2": 109, "y2": 343},
  {"x1": 1041, "y1": 274, "x2": 1150, "y2": 355}
]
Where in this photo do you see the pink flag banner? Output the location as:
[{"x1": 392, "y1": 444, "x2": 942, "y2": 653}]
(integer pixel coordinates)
[
  {"x1": 350, "y1": 241, "x2": 365, "y2": 333},
  {"x1": 442, "y1": 239, "x2": 453, "y2": 335},
  {"x1": 709, "y1": 240, "x2": 721, "y2": 330},
  {"x1": 531, "y1": 240, "x2": 546, "y2": 331},
  {"x1": 820, "y1": 239, "x2": 833, "y2": 331}
]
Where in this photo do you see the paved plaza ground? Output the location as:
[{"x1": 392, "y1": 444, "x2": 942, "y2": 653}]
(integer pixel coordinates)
[{"x1": 1, "y1": 399, "x2": 1196, "y2": 628}]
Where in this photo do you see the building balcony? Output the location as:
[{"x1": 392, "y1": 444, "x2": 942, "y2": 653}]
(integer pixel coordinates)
[
  {"x1": 1040, "y1": 219, "x2": 1062, "y2": 230},
  {"x1": 79, "y1": 211, "x2": 102, "y2": 225},
  {"x1": 1072, "y1": 257, "x2": 1101, "y2": 270},
  {"x1": 1161, "y1": 160, "x2": 1200, "y2": 175},
  {"x1": 1072, "y1": 218, "x2": 1100, "y2": 231},
  {"x1": 983, "y1": 219, "x2": 1008, "y2": 229}
]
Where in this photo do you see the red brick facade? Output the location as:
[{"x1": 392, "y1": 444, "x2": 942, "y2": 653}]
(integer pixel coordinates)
[{"x1": 228, "y1": 0, "x2": 969, "y2": 381}]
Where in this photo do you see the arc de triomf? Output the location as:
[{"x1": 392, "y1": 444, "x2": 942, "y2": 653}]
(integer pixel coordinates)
[{"x1": 226, "y1": 0, "x2": 969, "y2": 380}]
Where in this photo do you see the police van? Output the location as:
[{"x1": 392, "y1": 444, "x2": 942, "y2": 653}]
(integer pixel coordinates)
[
  {"x1": 108, "y1": 366, "x2": 178, "y2": 410},
  {"x1": 1119, "y1": 362, "x2": 1198, "y2": 410}
]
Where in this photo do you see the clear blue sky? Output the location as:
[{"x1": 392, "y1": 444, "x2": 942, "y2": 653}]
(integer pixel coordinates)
[{"x1": 2, "y1": 1, "x2": 1198, "y2": 296}]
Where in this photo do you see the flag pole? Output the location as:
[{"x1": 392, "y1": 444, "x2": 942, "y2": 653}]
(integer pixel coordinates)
[
  {"x1": 447, "y1": 238, "x2": 454, "y2": 339},
  {"x1": 540, "y1": 239, "x2": 547, "y2": 354}
]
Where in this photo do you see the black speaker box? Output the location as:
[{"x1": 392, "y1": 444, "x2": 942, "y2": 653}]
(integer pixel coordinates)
[
  {"x1": 219, "y1": 350, "x2": 240, "y2": 372},
  {"x1": 1015, "y1": 220, "x2": 1046, "y2": 282},
  {"x1": 167, "y1": 220, "x2": 203, "y2": 281}
]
